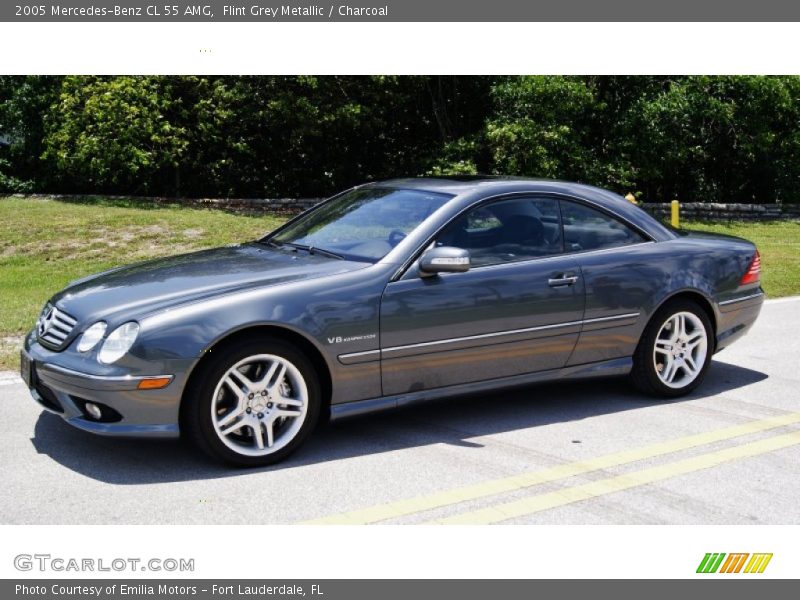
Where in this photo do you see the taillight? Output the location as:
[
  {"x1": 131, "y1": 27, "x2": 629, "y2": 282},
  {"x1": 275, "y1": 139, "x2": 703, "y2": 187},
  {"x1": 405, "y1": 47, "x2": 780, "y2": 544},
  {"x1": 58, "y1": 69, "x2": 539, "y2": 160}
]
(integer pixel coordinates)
[{"x1": 740, "y1": 250, "x2": 761, "y2": 285}]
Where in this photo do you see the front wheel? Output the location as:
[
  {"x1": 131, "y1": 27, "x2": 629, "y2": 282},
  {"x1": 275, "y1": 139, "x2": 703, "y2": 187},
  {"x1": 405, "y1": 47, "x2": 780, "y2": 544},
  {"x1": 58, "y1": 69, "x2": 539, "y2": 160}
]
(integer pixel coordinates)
[
  {"x1": 183, "y1": 339, "x2": 321, "y2": 467},
  {"x1": 631, "y1": 300, "x2": 713, "y2": 398}
]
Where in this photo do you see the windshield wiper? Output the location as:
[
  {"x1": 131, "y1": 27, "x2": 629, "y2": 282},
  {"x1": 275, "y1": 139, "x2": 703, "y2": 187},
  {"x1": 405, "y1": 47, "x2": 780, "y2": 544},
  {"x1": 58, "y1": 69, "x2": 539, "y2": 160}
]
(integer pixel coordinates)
[{"x1": 272, "y1": 240, "x2": 345, "y2": 260}]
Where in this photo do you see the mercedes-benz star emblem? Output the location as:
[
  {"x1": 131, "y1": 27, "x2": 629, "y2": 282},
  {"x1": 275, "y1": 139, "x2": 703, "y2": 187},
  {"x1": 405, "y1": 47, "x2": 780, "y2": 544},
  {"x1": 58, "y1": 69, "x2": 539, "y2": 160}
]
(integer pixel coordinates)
[{"x1": 38, "y1": 308, "x2": 55, "y2": 337}]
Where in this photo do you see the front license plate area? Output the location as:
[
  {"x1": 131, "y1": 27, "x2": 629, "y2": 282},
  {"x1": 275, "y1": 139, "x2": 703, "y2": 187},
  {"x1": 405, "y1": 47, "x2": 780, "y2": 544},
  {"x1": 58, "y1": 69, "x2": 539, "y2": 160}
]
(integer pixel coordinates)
[{"x1": 20, "y1": 351, "x2": 33, "y2": 388}]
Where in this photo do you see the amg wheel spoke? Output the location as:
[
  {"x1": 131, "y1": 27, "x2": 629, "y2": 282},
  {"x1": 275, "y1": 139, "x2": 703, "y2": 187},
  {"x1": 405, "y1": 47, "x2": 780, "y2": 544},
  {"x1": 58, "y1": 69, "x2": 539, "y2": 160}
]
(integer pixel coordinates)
[
  {"x1": 663, "y1": 358, "x2": 679, "y2": 383},
  {"x1": 217, "y1": 407, "x2": 244, "y2": 429},
  {"x1": 223, "y1": 375, "x2": 246, "y2": 398},
  {"x1": 260, "y1": 360, "x2": 282, "y2": 386},
  {"x1": 677, "y1": 314, "x2": 687, "y2": 339},
  {"x1": 666, "y1": 316, "x2": 679, "y2": 341},
  {"x1": 687, "y1": 332, "x2": 704, "y2": 348},
  {"x1": 276, "y1": 408, "x2": 302, "y2": 418},
  {"x1": 252, "y1": 423, "x2": 265, "y2": 450},
  {"x1": 220, "y1": 418, "x2": 247, "y2": 437},
  {"x1": 265, "y1": 420, "x2": 275, "y2": 448},
  {"x1": 684, "y1": 355, "x2": 698, "y2": 374},
  {"x1": 277, "y1": 396, "x2": 303, "y2": 407},
  {"x1": 268, "y1": 363, "x2": 288, "y2": 392},
  {"x1": 655, "y1": 339, "x2": 672, "y2": 355},
  {"x1": 229, "y1": 369, "x2": 255, "y2": 393}
]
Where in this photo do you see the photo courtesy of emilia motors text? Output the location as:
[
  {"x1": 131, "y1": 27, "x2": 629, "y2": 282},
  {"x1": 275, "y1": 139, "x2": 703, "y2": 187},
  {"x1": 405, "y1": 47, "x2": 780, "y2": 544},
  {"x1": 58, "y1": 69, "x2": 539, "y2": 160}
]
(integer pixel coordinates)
[{"x1": 1, "y1": 0, "x2": 800, "y2": 595}]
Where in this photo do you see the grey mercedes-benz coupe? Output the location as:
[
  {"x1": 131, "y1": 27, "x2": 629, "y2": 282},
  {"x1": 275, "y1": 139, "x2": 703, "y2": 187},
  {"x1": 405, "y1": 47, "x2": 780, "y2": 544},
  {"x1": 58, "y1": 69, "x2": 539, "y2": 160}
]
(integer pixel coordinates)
[{"x1": 22, "y1": 177, "x2": 764, "y2": 466}]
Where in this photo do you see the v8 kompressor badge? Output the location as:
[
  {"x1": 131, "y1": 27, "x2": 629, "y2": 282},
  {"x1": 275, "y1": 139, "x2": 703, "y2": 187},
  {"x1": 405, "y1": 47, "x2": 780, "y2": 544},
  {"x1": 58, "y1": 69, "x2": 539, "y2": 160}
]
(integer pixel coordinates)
[{"x1": 327, "y1": 333, "x2": 377, "y2": 344}]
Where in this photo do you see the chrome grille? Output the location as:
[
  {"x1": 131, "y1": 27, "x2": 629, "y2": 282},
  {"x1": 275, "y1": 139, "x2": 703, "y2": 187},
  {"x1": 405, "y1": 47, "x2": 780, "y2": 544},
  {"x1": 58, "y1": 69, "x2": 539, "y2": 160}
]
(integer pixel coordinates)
[{"x1": 37, "y1": 303, "x2": 78, "y2": 350}]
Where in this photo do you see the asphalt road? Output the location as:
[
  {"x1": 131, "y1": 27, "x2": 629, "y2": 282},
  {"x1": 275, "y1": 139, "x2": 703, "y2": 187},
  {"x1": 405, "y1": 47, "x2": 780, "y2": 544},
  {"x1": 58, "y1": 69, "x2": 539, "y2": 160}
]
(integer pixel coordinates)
[{"x1": 2, "y1": 297, "x2": 799, "y2": 525}]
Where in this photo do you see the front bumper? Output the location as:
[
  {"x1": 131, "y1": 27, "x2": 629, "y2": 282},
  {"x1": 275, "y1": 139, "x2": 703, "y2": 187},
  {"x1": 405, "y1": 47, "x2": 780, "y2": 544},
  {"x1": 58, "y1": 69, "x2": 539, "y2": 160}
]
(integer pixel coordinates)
[{"x1": 22, "y1": 333, "x2": 192, "y2": 438}]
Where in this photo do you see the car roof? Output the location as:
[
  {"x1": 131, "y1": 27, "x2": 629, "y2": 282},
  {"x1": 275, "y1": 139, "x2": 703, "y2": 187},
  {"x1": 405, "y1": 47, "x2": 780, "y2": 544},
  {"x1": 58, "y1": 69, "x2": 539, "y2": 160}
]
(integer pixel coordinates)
[
  {"x1": 364, "y1": 176, "x2": 676, "y2": 241},
  {"x1": 368, "y1": 175, "x2": 527, "y2": 195},
  {"x1": 368, "y1": 176, "x2": 623, "y2": 201}
]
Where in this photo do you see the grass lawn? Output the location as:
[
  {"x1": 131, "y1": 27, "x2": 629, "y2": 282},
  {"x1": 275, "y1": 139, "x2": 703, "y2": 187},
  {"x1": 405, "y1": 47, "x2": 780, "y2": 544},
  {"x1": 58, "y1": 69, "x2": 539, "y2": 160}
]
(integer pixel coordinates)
[
  {"x1": 682, "y1": 220, "x2": 800, "y2": 299},
  {"x1": 1, "y1": 196, "x2": 799, "y2": 371},
  {"x1": 0, "y1": 196, "x2": 283, "y2": 371}
]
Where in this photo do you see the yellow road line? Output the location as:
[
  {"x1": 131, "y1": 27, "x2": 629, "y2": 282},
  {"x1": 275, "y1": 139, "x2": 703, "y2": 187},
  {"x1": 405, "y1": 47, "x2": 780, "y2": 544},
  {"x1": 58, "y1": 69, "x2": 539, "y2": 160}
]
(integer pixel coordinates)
[
  {"x1": 300, "y1": 411, "x2": 800, "y2": 525},
  {"x1": 430, "y1": 430, "x2": 800, "y2": 524}
]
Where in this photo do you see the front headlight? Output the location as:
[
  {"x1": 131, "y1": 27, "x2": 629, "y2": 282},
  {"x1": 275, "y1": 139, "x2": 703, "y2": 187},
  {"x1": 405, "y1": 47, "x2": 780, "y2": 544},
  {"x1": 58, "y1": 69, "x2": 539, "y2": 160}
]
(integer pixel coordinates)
[
  {"x1": 98, "y1": 322, "x2": 139, "y2": 364},
  {"x1": 77, "y1": 322, "x2": 107, "y2": 352}
]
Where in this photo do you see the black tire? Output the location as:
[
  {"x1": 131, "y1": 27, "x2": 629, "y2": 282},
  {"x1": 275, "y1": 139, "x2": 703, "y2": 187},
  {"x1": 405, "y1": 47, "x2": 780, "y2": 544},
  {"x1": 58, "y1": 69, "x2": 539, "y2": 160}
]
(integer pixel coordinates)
[
  {"x1": 630, "y1": 299, "x2": 714, "y2": 398},
  {"x1": 182, "y1": 338, "x2": 321, "y2": 467}
]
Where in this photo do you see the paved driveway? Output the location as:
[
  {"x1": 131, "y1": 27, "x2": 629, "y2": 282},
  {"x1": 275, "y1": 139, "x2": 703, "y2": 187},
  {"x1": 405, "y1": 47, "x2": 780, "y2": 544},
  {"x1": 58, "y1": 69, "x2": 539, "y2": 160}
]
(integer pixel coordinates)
[{"x1": 1, "y1": 298, "x2": 799, "y2": 525}]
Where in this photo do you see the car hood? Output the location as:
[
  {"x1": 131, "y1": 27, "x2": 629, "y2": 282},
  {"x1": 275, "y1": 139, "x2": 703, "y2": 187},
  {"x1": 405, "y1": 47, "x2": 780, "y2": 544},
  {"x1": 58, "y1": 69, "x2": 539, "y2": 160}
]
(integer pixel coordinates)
[{"x1": 51, "y1": 243, "x2": 369, "y2": 322}]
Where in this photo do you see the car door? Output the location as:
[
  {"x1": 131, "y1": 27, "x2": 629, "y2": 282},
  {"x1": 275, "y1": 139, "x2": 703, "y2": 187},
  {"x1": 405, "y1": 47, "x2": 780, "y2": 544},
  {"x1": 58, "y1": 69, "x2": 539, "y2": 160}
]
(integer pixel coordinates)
[
  {"x1": 559, "y1": 198, "x2": 657, "y2": 366},
  {"x1": 379, "y1": 195, "x2": 585, "y2": 396}
]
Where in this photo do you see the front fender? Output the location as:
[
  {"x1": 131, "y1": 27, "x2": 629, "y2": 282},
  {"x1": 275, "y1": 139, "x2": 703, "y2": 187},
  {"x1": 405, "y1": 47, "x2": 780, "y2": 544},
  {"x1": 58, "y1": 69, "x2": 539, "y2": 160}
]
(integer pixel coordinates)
[{"x1": 133, "y1": 264, "x2": 394, "y2": 404}]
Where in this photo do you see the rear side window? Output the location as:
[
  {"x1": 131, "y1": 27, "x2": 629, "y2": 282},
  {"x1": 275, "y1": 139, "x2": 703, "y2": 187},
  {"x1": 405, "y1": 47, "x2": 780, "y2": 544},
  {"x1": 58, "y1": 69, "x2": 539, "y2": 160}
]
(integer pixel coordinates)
[{"x1": 561, "y1": 201, "x2": 647, "y2": 252}]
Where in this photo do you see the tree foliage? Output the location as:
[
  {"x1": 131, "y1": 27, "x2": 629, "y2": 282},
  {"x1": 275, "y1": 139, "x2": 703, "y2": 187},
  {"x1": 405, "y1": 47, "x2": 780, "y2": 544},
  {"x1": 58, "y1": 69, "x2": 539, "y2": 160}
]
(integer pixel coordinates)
[{"x1": 1, "y1": 75, "x2": 799, "y2": 202}]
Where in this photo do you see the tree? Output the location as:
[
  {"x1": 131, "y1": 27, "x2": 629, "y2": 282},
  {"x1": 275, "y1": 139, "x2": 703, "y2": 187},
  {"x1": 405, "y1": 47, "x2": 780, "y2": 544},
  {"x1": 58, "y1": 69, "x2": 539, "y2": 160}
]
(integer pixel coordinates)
[
  {"x1": 485, "y1": 76, "x2": 602, "y2": 183},
  {"x1": 1, "y1": 75, "x2": 798, "y2": 202},
  {"x1": 43, "y1": 76, "x2": 190, "y2": 195},
  {"x1": 623, "y1": 76, "x2": 800, "y2": 203},
  {"x1": 0, "y1": 76, "x2": 62, "y2": 192}
]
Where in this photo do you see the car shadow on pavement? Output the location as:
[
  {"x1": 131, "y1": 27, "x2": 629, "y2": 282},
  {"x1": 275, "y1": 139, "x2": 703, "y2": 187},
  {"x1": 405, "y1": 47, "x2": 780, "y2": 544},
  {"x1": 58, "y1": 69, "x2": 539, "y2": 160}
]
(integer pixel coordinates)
[{"x1": 30, "y1": 359, "x2": 768, "y2": 485}]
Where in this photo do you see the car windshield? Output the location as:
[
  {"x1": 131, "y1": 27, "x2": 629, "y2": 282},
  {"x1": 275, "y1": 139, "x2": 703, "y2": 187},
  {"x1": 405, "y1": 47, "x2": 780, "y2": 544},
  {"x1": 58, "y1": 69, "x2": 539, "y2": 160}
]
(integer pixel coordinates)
[{"x1": 267, "y1": 187, "x2": 452, "y2": 262}]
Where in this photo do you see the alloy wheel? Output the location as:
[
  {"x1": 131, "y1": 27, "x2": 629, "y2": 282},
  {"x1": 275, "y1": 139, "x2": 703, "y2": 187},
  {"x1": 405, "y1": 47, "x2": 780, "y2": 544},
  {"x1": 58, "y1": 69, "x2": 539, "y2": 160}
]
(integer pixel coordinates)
[
  {"x1": 652, "y1": 311, "x2": 708, "y2": 389},
  {"x1": 211, "y1": 354, "x2": 308, "y2": 457}
]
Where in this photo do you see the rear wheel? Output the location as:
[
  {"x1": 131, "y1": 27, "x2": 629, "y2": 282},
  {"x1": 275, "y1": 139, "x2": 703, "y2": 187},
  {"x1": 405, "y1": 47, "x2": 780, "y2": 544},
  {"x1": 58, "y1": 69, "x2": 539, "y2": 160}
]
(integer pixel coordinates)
[
  {"x1": 631, "y1": 300, "x2": 713, "y2": 398},
  {"x1": 183, "y1": 339, "x2": 321, "y2": 467}
]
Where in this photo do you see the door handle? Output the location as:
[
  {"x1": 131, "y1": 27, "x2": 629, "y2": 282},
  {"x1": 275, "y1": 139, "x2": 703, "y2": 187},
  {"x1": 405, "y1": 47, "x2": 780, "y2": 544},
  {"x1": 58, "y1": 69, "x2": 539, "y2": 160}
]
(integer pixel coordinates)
[{"x1": 548, "y1": 273, "x2": 579, "y2": 287}]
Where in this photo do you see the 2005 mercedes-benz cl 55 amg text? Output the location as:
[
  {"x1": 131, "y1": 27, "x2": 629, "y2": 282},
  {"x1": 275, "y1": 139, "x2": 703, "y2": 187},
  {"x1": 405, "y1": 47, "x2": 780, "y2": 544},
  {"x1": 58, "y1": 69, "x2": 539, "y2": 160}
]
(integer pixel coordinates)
[{"x1": 22, "y1": 178, "x2": 764, "y2": 466}]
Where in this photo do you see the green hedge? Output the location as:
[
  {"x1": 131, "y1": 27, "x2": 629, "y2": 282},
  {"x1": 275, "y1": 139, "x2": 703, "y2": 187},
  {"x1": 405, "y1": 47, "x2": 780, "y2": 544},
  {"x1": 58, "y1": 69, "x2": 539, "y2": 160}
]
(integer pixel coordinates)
[{"x1": 2, "y1": 76, "x2": 799, "y2": 203}]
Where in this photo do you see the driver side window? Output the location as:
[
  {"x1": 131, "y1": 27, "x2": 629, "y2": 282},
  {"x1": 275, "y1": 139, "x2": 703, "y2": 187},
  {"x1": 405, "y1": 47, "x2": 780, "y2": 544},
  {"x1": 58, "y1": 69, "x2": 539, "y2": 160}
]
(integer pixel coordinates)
[{"x1": 436, "y1": 197, "x2": 563, "y2": 268}]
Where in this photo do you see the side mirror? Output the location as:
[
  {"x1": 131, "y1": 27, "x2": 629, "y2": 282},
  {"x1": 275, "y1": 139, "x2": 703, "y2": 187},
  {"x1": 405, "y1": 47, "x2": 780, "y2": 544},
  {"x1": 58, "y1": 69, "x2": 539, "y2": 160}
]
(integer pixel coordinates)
[{"x1": 419, "y1": 246, "x2": 471, "y2": 276}]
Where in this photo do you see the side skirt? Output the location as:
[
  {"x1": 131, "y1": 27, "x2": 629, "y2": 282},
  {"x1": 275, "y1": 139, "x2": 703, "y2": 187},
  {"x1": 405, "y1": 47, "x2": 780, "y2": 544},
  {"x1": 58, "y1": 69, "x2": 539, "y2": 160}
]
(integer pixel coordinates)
[{"x1": 329, "y1": 356, "x2": 633, "y2": 421}]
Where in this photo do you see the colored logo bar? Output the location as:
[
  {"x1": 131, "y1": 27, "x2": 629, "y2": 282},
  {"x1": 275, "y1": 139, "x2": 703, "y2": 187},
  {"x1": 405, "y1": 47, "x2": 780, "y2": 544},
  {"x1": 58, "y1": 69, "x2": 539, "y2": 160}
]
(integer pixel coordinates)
[{"x1": 697, "y1": 553, "x2": 773, "y2": 574}]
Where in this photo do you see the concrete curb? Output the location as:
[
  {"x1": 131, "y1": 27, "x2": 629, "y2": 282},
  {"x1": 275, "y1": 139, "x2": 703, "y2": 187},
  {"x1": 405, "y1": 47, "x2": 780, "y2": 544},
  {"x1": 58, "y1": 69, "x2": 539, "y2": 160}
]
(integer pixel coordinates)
[
  {"x1": 0, "y1": 372, "x2": 21, "y2": 385},
  {"x1": 764, "y1": 295, "x2": 800, "y2": 304}
]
